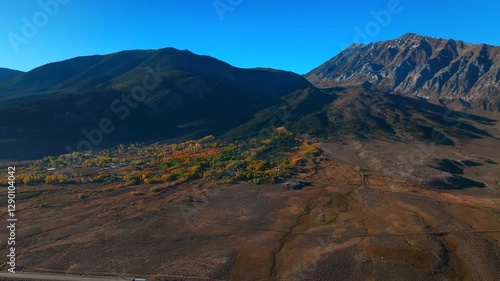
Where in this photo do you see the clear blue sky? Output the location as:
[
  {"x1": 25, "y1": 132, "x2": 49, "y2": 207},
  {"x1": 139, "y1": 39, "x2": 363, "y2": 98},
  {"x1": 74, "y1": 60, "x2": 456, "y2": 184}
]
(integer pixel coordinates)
[{"x1": 1, "y1": 0, "x2": 499, "y2": 74}]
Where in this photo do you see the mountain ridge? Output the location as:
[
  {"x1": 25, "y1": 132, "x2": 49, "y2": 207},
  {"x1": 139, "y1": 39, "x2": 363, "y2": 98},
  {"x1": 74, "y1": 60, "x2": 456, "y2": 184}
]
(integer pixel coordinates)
[
  {"x1": 0, "y1": 67, "x2": 24, "y2": 83},
  {"x1": 1, "y1": 35, "x2": 499, "y2": 160},
  {"x1": 306, "y1": 33, "x2": 500, "y2": 110},
  {"x1": 0, "y1": 47, "x2": 323, "y2": 159},
  {"x1": 0, "y1": 47, "x2": 311, "y2": 104}
]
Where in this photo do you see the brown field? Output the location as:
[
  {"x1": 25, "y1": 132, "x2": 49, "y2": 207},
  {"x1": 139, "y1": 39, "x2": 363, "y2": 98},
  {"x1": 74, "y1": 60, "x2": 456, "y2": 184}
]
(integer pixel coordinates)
[{"x1": 1, "y1": 155, "x2": 499, "y2": 281}]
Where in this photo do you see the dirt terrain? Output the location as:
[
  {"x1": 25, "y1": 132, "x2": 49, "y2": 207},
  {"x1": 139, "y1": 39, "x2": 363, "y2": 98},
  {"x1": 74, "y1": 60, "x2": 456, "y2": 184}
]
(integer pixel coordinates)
[
  {"x1": 313, "y1": 111, "x2": 500, "y2": 192},
  {"x1": 1, "y1": 155, "x2": 499, "y2": 281}
]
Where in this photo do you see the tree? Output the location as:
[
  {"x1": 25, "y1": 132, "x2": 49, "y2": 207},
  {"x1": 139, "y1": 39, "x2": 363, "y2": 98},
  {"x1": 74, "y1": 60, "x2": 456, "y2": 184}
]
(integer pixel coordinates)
[{"x1": 161, "y1": 174, "x2": 174, "y2": 182}]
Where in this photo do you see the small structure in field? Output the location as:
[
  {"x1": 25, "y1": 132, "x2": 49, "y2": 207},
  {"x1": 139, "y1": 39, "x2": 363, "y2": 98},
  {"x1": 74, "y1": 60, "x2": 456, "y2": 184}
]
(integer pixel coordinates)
[{"x1": 282, "y1": 179, "x2": 310, "y2": 190}]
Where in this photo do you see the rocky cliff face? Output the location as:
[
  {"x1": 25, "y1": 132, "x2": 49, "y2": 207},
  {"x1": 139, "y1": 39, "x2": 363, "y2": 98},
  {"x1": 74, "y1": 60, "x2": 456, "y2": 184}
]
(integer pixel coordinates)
[{"x1": 306, "y1": 33, "x2": 500, "y2": 110}]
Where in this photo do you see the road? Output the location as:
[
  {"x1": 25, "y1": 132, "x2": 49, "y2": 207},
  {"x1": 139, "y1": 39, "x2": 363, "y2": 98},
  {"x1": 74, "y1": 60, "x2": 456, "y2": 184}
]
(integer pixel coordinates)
[{"x1": 0, "y1": 272, "x2": 130, "y2": 281}]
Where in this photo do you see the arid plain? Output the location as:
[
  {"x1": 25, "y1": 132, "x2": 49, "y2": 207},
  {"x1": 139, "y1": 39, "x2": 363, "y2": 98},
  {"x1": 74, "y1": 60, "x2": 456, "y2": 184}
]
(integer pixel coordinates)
[{"x1": 1, "y1": 137, "x2": 499, "y2": 281}]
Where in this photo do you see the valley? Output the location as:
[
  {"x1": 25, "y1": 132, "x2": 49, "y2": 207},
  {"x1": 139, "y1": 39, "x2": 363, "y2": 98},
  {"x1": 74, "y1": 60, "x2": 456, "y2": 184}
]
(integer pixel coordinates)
[
  {"x1": 1, "y1": 32, "x2": 499, "y2": 280},
  {"x1": 1, "y1": 146, "x2": 499, "y2": 280}
]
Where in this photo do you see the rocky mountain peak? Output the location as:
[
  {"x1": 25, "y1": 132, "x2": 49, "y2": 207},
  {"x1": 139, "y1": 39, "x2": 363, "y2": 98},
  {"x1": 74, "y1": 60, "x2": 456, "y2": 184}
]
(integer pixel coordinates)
[{"x1": 306, "y1": 34, "x2": 500, "y2": 110}]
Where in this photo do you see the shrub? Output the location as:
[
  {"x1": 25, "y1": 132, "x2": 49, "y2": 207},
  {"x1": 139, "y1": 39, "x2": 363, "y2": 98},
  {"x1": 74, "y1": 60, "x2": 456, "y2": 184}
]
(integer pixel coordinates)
[
  {"x1": 77, "y1": 193, "x2": 88, "y2": 200},
  {"x1": 124, "y1": 173, "x2": 140, "y2": 181},
  {"x1": 144, "y1": 178, "x2": 162, "y2": 184},
  {"x1": 300, "y1": 144, "x2": 320, "y2": 156},
  {"x1": 291, "y1": 157, "x2": 307, "y2": 166},
  {"x1": 191, "y1": 165, "x2": 202, "y2": 173},
  {"x1": 150, "y1": 186, "x2": 163, "y2": 192},
  {"x1": 161, "y1": 174, "x2": 176, "y2": 182},
  {"x1": 45, "y1": 174, "x2": 69, "y2": 184},
  {"x1": 252, "y1": 178, "x2": 263, "y2": 185},
  {"x1": 124, "y1": 179, "x2": 140, "y2": 186}
]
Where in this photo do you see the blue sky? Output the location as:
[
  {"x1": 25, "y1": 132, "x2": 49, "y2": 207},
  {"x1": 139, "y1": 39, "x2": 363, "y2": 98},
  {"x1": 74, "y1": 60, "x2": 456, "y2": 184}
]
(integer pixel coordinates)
[{"x1": 1, "y1": 0, "x2": 499, "y2": 74}]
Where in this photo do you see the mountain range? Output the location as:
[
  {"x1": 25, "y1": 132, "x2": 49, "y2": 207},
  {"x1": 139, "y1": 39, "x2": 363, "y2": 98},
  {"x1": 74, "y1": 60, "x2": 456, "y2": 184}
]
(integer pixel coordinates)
[
  {"x1": 0, "y1": 48, "x2": 325, "y2": 159},
  {"x1": 6, "y1": 33, "x2": 500, "y2": 281},
  {"x1": 1, "y1": 33, "x2": 499, "y2": 160},
  {"x1": 306, "y1": 33, "x2": 500, "y2": 110}
]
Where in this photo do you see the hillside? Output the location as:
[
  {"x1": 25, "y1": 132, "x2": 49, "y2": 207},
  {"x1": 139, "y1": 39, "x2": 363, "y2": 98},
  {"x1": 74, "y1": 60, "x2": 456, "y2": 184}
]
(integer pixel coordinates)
[
  {"x1": 0, "y1": 48, "x2": 312, "y2": 104},
  {"x1": 0, "y1": 67, "x2": 24, "y2": 83},
  {"x1": 230, "y1": 86, "x2": 495, "y2": 144},
  {"x1": 1, "y1": 38, "x2": 499, "y2": 171},
  {"x1": 0, "y1": 48, "x2": 322, "y2": 160},
  {"x1": 306, "y1": 33, "x2": 500, "y2": 110}
]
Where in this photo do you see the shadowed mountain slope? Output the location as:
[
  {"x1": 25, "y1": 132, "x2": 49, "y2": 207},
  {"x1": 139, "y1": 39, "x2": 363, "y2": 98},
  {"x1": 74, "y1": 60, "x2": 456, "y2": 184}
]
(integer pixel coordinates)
[
  {"x1": 0, "y1": 67, "x2": 24, "y2": 83},
  {"x1": 2, "y1": 39, "x2": 499, "y2": 162},
  {"x1": 229, "y1": 86, "x2": 496, "y2": 146},
  {"x1": 0, "y1": 48, "x2": 321, "y2": 159}
]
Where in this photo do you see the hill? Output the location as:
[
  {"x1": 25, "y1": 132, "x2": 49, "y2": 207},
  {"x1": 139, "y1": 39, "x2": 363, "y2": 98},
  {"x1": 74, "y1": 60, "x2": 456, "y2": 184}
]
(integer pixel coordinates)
[
  {"x1": 0, "y1": 48, "x2": 321, "y2": 159},
  {"x1": 0, "y1": 67, "x2": 24, "y2": 82}
]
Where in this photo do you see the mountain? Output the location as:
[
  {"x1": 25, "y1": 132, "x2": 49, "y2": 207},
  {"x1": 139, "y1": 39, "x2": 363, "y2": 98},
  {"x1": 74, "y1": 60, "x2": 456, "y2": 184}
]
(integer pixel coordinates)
[
  {"x1": 2, "y1": 38, "x2": 499, "y2": 162},
  {"x1": 229, "y1": 85, "x2": 494, "y2": 144},
  {"x1": 306, "y1": 33, "x2": 500, "y2": 110},
  {"x1": 0, "y1": 47, "x2": 325, "y2": 159},
  {"x1": 0, "y1": 67, "x2": 24, "y2": 82},
  {"x1": 0, "y1": 48, "x2": 311, "y2": 104}
]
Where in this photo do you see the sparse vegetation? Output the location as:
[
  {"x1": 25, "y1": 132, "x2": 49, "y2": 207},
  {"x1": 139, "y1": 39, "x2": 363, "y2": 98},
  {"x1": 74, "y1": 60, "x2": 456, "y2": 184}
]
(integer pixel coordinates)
[
  {"x1": 15, "y1": 129, "x2": 320, "y2": 190},
  {"x1": 77, "y1": 193, "x2": 88, "y2": 200},
  {"x1": 130, "y1": 191, "x2": 145, "y2": 196}
]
